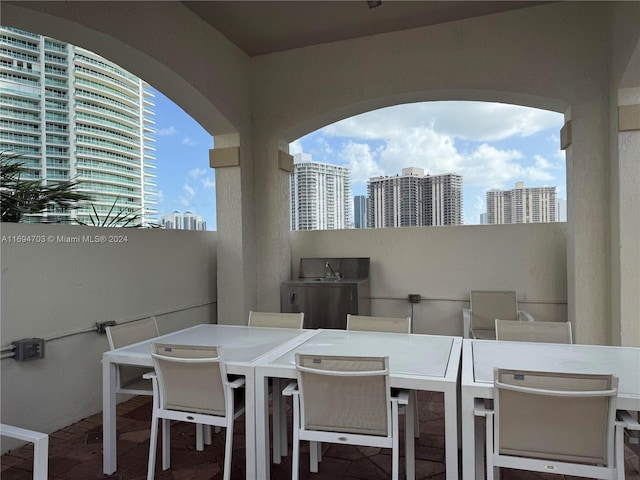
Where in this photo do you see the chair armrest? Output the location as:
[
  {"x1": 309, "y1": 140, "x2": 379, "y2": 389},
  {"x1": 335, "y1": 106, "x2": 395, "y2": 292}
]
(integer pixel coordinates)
[
  {"x1": 143, "y1": 371, "x2": 156, "y2": 380},
  {"x1": 282, "y1": 381, "x2": 298, "y2": 397},
  {"x1": 391, "y1": 389, "x2": 409, "y2": 405},
  {"x1": 618, "y1": 410, "x2": 640, "y2": 431},
  {"x1": 229, "y1": 377, "x2": 246, "y2": 389},
  {"x1": 462, "y1": 308, "x2": 472, "y2": 338},
  {"x1": 518, "y1": 310, "x2": 535, "y2": 322},
  {"x1": 473, "y1": 398, "x2": 492, "y2": 417}
]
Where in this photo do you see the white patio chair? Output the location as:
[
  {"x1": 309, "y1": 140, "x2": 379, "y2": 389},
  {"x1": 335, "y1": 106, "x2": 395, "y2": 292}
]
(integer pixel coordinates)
[
  {"x1": 0, "y1": 423, "x2": 48, "y2": 480},
  {"x1": 495, "y1": 319, "x2": 573, "y2": 343},
  {"x1": 105, "y1": 316, "x2": 159, "y2": 396},
  {"x1": 346, "y1": 314, "x2": 411, "y2": 333},
  {"x1": 285, "y1": 354, "x2": 408, "y2": 480},
  {"x1": 248, "y1": 310, "x2": 304, "y2": 463},
  {"x1": 462, "y1": 290, "x2": 534, "y2": 339},
  {"x1": 474, "y1": 368, "x2": 627, "y2": 480},
  {"x1": 346, "y1": 313, "x2": 420, "y2": 454},
  {"x1": 248, "y1": 310, "x2": 304, "y2": 329},
  {"x1": 146, "y1": 343, "x2": 245, "y2": 480}
]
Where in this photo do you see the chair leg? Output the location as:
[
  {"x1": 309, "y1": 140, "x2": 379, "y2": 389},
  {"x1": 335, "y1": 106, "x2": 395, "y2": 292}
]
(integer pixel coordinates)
[
  {"x1": 196, "y1": 423, "x2": 204, "y2": 451},
  {"x1": 147, "y1": 413, "x2": 159, "y2": 480},
  {"x1": 292, "y1": 397, "x2": 301, "y2": 480},
  {"x1": 412, "y1": 390, "x2": 420, "y2": 438},
  {"x1": 310, "y1": 441, "x2": 320, "y2": 473},
  {"x1": 279, "y1": 381, "x2": 288, "y2": 455},
  {"x1": 405, "y1": 398, "x2": 415, "y2": 480},
  {"x1": 273, "y1": 378, "x2": 282, "y2": 463},
  {"x1": 223, "y1": 423, "x2": 234, "y2": 480},
  {"x1": 162, "y1": 418, "x2": 171, "y2": 470},
  {"x1": 204, "y1": 424, "x2": 212, "y2": 445},
  {"x1": 485, "y1": 412, "x2": 494, "y2": 480}
]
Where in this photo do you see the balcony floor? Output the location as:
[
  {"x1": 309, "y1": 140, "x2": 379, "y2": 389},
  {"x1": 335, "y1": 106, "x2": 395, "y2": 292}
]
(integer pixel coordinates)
[{"x1": 1, "y1": 391, "x2": 639, "y2": 479}]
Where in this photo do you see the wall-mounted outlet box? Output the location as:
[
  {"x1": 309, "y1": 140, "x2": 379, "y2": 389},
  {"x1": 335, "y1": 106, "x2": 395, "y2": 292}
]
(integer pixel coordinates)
[
  {"x1": 12, "y1": 338, "x2": 45, "y2": 361},
  {"x1": 408, "y1": 294, "x2": 421, "y2": 304},
  {"x1": 95, "y1": 321, "x2": 117, "y2": 334}
]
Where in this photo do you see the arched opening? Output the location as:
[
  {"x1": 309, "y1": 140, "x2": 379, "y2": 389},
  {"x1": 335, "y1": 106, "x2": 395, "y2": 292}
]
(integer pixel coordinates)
[{"x1": 287, "y1": 100, "x2": 565, "y2": 230}]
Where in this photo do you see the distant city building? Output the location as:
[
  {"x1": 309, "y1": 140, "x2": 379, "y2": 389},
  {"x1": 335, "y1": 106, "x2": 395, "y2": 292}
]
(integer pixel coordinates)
[
  {"x1": 0, "y1": 26, "x2": 157, "y2": 225},
  {"x1": 557, "y1": 199, "x2": 567, "y2": 222},
  {"x1": 161, "y1": 211, "x2": 206, "y2": 230},
  {"x1": 486, "y1": 182, "x2": 557, "y2": 224},
  {"x1": 290, "y1": 153, "x2": 352, "y2": 230},
  {"x1": 480, "y1": 213, "x2": 488, "y2": 225},
  {"x1": 353, "y1": 195, "x2": 368, "y2": 229},
  {"x1": 367, "y1": 167, "x2": 463, "y2": 228}
]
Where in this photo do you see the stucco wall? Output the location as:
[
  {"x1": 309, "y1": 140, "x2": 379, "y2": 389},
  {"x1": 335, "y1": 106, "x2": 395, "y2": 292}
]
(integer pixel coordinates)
[
  {"x1": 0, "y1": 224, "x2": 217, "y2": 445},
  {"x1": 289, "y1": 223, "x2": 567, "y2": 336}
]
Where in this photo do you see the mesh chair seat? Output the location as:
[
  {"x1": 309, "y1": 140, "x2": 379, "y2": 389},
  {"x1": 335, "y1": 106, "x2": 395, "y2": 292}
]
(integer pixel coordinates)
[{"x1": 495, "y1": 319, "x2": 573, "y2": 343}]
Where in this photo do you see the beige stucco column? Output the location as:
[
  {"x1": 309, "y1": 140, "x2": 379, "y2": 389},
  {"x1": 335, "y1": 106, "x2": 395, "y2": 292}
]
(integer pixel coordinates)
[
  {"x1": 616, "y1": 88, "x2": 640, "y2": 347},
  {"x1": 210, "y1": 133, "x2": 257, "y2": 325},
  {"x1": 253, "y1": 130, "x2": 295, "y2": 312},
  {"x1": 563, "y1": 99, "x2": 611, "y2": 345}
]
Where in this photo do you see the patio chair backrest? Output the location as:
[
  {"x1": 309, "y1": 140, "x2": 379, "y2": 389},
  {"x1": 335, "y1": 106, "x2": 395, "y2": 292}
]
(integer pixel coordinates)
[
  {"x1": 248, "y1": 311, "x2": 304, "y2": 329},
  {"x1": 106, "y1": 317, "x2": 159, "y2": 389},
  {"x1": 151, "y1": 343, "x2": 228, "y2": 416},
  {"x1": 106, "y1": 316, "x2": 159, "y2": 349},
  {"x1": 346, "y1": 314, "x2": 411, "y2": 333},
  {"x1": 494, "y1": 368, "x2": 618, "y2": 465},
  {"x1": 495, "y1": 319, "x2": 573, "y2": 343},
  {"x1": 470, "y1": 290, "x2": 518, "y2": 331},
  {"x1": 295, "y1": 353, "x2": 391, "y2": 436}
]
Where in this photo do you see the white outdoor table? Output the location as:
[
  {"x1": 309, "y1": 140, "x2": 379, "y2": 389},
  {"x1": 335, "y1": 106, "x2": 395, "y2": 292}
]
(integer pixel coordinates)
[
  {"x1": 254, "y1": 329, "x2": 463, "y2": 480},
  {"x1": 102, "y1": 323, "x2": 316, "y2": 478},
  {"x1": 461, "y1": 339, "x2": 640, "y2": 480}
]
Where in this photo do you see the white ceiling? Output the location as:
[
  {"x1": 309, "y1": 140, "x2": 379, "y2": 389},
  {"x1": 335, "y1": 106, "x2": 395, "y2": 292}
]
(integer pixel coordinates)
[{"x1": 182, "y1": 1, "x2": 548, "y2": 57}]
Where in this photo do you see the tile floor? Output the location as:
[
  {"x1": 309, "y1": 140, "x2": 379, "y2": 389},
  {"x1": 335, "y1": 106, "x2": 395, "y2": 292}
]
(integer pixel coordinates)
[{"x1": 1, "y1": 391, "x2": 638, "y2": 479}]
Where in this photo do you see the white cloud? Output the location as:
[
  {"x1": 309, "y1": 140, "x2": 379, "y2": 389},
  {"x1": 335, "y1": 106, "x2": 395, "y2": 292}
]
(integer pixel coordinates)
[
  {"x1": 322, "y1": 101, "x2": 563, "y2": 143},
  {"x1": 156, "y1": 190, "x2": 164, "y2": 203},
  {"x1": 289, "y1": 140, "x2": 303, "y2": 155},
  {"x1": 338, "y1": 142, "x2": 384, "y2": 183},
  {"x1": 189, "y1": 167, "x2": 207, "y2": 179},
  {"x1": 202, "y1": 177, "x2": 215, "y2": 189},
  {"x1": 156, "y1": 126, "x2": 177, "y2": 136},
  {"x1": 182, "y1": 137, "x2": 197, "y2": 146}
]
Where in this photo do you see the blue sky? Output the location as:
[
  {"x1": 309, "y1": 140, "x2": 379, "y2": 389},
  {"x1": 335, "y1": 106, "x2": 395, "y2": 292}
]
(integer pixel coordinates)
[{"x1": 153, "y1": 89, "x2": 565, "y2": 229}]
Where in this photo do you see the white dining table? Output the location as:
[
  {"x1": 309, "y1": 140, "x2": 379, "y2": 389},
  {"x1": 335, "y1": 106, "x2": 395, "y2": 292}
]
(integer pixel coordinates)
[
  {"x1": 461, "y1": 339, "x2": 640, "y2": 480},
  {"x1": 102, "y1": 323, "x2": 317, "y2": 478},
  {"x1": 254, "y1": 328, "x2": 463, "y2": 480}
]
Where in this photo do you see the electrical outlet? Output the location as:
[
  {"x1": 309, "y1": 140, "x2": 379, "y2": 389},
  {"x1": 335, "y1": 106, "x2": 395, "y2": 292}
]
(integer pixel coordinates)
[
  {"x1": 408, "y1": 294, "x2": 421, "y2": 303},
  {"x1": 12, "y1": 338, "x2": 45, "y2": 361}
]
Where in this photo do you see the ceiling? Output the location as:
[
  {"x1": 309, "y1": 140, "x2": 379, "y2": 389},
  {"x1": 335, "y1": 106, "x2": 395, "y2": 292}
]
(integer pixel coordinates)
[{"x1": 182, "y1": 1, "x2": 548, "y2": 57}]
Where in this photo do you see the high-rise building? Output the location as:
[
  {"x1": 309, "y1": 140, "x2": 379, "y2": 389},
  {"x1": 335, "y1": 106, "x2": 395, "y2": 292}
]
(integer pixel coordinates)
[
  {"x1": 353, "y1": 195, "x2": 368, "y2": 229},
  {"x1": 290, "y1": 153, "x2": 351, "y2": 230},
  {"x1": 367, "y1": 167, "x2": 463, "y2": 228},
  {"x1": 486, "y1": 182, "x2": 557, "y2": 224},
  {"x1": 0, "y1": 26, "x2": 156, "y2": 225},
  {"x1": 161, "y1": 211, "x2": 206, "y2": 231}
]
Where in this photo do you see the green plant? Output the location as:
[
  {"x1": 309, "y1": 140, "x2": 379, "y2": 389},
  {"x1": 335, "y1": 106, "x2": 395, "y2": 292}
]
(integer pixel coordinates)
[
  {"x1": 75, "y1": 197, "x2": 145, "y2": 227},
  {"x1": 1, "y1": 152, "x2": 90, "y2": 223}
]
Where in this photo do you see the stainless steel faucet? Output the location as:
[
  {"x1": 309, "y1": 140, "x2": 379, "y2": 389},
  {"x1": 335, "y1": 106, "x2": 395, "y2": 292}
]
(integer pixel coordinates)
[{"x1": 325, "y1": 261, "x2": 341, "y2": 278}]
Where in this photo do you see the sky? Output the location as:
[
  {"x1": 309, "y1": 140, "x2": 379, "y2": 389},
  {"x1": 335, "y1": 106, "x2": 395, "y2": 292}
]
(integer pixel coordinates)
[{"x1": 153, "y1": 89, "x2": 565, "y2": 230}]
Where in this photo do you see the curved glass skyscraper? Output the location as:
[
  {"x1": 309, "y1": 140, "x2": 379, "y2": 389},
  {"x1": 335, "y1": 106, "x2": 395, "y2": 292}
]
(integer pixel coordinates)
[{"x1": 0, "y1": 26, "x2": 157, "y2": 225}]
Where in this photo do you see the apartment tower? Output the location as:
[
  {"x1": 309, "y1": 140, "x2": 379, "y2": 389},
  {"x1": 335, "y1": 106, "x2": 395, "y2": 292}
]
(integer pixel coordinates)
[
  {"x1": 0, "y1": 26, "x2": 156, "y2": 224},
  {"x1": 290, "y1": 153, "x2": 352, "y2": 230},
  {"x1": 353, "y1": 195, "x2": 368, "y2": 229},
  {"x1": 486, "y1": 182, "x2": 557, "y2": 224},
  {"x1": 367, "y1": 167, "x2": 463, "y2": 228}
]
